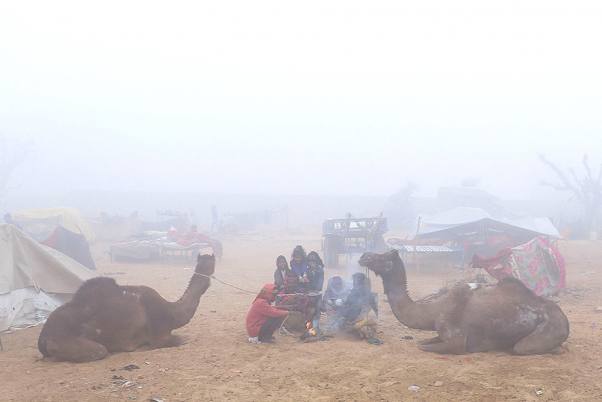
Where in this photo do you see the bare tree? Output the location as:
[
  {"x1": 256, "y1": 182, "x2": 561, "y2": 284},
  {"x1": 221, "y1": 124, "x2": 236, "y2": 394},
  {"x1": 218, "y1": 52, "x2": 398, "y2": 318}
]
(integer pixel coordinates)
[
  {"x1": 539, "y1": 154, "x2": 602, "y2": 236},
  {"x1": 0, "y1": 135, "x2": 31, "y2": 209}
]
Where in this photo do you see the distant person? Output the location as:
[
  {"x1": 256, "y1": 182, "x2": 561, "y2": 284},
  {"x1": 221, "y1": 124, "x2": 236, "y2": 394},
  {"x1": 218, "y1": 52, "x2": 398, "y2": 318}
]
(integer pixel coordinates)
[
  {"x1": 273, "y1": 255, "x2": 291, "y2": 290},
  {"x1": 167, "y1": 226, "x2": 179, "y2": 241},
  {"x1": 246, "y1": 283, "x2": 289, "y2": 344},
  {"x1": 290, "y1": 245, "x2": 308, "y2": 278},
  {"x1": 178, "y1": 225, "x2": 211, "y2": 246}
]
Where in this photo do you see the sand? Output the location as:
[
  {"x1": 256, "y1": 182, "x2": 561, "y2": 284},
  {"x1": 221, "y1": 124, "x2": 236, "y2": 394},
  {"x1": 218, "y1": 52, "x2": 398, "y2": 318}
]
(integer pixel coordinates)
[{"x1": 1, "y1": 234, "x2": 601, "y2": 401}]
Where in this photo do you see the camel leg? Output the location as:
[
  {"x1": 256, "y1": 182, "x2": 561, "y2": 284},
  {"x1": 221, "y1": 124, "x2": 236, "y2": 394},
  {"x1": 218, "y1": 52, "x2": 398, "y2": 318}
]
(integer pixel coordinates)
[
  {"x1": 105, "y1": 340, "x2": 140, "y2": 353},
  {"x1": 148, "y1": 334, "x2": 185, "y2": 349},
  {"x1": 418, "y1": 335, "x2": 467, "y2": 354},
  {"x1": 43, "y1": 337, "x2": 108, "y2": 363},
  {"x1": 512, "y1": 308, "x2": 570, "y2": 355}
]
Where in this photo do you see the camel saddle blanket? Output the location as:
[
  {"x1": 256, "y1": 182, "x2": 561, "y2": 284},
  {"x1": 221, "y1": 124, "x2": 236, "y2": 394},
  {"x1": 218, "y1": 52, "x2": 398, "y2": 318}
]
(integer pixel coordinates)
[{"x1": 472, "y1": 236, "x2": 566, "y2": 296}]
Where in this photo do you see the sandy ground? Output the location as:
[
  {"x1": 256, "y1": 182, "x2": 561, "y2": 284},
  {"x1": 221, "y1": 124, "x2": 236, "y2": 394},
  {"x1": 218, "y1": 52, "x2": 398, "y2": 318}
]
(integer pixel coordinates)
[{"x1": 1, "y1": 234, "x2": 602, "y2": 402}]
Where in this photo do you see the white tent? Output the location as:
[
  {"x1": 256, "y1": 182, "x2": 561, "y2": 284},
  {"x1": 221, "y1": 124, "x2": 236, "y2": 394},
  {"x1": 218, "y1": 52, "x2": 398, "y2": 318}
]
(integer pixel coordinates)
[
  {"x1": 417, "y1": 207, "x2": 561, "y2": 238},
  {"x1": 0, "y1": 224, "x2": 94, "y2": 332}
]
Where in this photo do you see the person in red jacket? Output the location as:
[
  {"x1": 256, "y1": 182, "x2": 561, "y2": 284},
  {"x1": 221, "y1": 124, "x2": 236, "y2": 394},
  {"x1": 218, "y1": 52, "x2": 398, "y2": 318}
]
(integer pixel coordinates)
[{"x1": 246, "y1": 283, "x2": 289, "y2": 344}]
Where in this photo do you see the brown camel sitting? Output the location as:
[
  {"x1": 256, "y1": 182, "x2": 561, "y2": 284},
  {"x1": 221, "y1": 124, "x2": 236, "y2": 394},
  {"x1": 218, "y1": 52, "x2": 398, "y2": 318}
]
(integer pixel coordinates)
[
  {"x1": 358, "y1": 250, "x2": 569, "y2": 355},
  {"x1": 38, "y1": 254, "x2": 215, "y2": 362}
]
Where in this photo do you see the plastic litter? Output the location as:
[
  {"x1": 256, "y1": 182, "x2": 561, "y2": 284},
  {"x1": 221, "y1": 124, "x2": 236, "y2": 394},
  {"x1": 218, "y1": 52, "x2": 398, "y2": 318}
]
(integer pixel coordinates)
[{"x1": 408, "y1": 385, "x2": 420, "y2": 392}]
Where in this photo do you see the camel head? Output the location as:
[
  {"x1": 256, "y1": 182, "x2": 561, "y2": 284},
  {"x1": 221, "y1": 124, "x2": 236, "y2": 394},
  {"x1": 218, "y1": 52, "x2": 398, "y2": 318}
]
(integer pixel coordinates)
[
  {"x1": 358, "y1": 249, "x2": 399, "y2": 276},
  {"x1": 195, "y1": 253, "x2": 216, "y2": 276}
]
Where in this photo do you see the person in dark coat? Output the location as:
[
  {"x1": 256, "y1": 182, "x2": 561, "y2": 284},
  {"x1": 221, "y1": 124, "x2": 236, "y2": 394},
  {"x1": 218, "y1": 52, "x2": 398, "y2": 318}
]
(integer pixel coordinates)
[
  {"x1": 343, "y1": 272, "x2": 380, "y2": 343},
  {"x1": 305, "y1": 251, "x2": 325, "y2": 332},
  {"x1": 305, "y1": 251, "x2": 325, "y2": 292},
  {"x1": 322, "y1": 276, "x2": 350, "y2": 334}
]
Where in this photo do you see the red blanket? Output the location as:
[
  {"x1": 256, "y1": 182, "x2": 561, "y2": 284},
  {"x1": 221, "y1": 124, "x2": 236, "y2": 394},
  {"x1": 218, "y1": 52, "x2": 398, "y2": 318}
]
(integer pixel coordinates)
[{"x1": 472, "y1": 237, "x2": 566, "y2": 296}]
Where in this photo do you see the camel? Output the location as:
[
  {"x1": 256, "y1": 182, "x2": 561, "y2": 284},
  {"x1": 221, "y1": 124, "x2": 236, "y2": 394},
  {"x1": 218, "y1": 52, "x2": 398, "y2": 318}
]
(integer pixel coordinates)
[
  {"x1": 38, "y1": 254, "x2": 215, "y2": 362},
  {"x1": 358, "y1": 250, "x2": 569, "y2": 355}
]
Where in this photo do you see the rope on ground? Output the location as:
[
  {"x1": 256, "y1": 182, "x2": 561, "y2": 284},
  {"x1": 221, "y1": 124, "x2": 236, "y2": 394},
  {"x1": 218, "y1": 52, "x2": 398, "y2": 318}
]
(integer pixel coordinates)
[
  {"x1": 193, "y1": 273, "x2": 257, "y2": 295},
  {"x1": 279, "y1": 315, "x2": 295, "y2": 337}
]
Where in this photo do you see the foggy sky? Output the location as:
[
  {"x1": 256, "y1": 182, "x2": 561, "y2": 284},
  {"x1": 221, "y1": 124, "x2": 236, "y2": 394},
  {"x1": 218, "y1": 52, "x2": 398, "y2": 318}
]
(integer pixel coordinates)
[{"x1": 1, "y1": 1, "x2": 602, "y2": 200}]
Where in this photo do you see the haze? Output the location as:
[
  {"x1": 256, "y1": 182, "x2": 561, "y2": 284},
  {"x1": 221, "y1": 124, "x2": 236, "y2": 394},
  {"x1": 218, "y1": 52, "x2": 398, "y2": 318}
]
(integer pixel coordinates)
[{"x1": 1, "y1": 1, "x2": 601, "y2": 205}]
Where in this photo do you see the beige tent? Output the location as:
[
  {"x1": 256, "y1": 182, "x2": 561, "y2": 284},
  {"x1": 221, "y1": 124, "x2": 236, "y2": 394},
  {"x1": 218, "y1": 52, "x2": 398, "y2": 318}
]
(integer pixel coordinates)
[
  {"x1": 0, "y1": 224, "x2": 94, "y2": 332},
  {"x1": 11, "y1": 207, "x2": 95, "y2": 242}
]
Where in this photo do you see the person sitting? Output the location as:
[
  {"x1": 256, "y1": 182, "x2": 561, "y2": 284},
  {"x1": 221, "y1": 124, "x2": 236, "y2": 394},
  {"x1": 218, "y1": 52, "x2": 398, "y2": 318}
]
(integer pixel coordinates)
[
  {"x1": 246, "y1": 283, "x2": 289, "y2": 344},
  {"x1": 290, "y1": 245, "x2": 309, "y2": 279},
  {"x1": 321, "y1": 276, "x2": 350, "y2": 334},
  {"x1": 273, "y1": 255, "x2": 291, "y2": 291},
  {"x1": 304, "y1": 251, "x2": 325, "y2": 293},
  {"x1": 274, "y1": 258, "x2": 301, "y2": 313},
  {"x1": 304, "y1": 251, "x2": 325, "y2": 333},
  {"x1": 343, "y1": 272, "x2": 381, "y2": 344}
]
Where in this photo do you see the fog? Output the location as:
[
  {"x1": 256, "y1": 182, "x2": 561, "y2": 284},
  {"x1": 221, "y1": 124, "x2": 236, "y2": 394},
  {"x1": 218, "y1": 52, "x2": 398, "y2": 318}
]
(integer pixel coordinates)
[{"x1": 1, "y1": 1, "x2": 602, "y2": 218}]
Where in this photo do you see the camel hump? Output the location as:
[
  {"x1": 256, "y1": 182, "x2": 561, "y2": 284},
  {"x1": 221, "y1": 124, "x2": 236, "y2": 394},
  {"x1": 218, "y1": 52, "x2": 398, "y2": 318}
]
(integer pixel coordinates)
[
  {"x1": 442, "y1": 284, "x2": 474, "y2": 324},
  {"x1": 449, "y1": 283, "x2": 473, "y2": 300},
  {"x1": 72, "y1": 277, "x2": 121, "y2": 305}
]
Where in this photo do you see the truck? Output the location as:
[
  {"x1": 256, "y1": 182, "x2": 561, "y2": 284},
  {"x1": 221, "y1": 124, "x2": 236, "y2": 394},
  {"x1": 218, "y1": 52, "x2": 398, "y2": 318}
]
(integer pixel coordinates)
[{"x1": 321, "y1": 215, "x2": 388, "y2": 267}]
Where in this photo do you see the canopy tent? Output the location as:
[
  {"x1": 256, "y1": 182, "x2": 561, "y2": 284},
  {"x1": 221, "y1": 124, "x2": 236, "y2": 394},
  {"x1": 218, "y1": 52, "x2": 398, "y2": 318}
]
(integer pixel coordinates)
[
  {"x1": 0, "y1": 224, "x2": 93, "y2": 332},
  {"x1": 10, "y1": 208, "x2": 96, "y2": 269},
  {"x1": 416, "y1": 207, "x2": 560, "y2": 240},
  {"x1": 418, "y1": 207, "x2": 492, "y2": 234},
  {"x1": 414, "y1": 207, "x2": 561, "y2": 264}
]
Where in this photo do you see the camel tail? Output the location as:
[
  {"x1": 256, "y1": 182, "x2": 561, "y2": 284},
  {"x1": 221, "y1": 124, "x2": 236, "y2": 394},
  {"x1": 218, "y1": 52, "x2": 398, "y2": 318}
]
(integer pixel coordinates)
[{"x1": 513, "y1": 303, "x2": 570, "y2": 355}]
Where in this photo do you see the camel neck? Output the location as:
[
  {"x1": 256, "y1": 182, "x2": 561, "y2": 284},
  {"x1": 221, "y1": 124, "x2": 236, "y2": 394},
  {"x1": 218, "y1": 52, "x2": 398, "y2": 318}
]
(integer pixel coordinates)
[
  {"x1": 382, "y1": 257, "x2": 413, "y2": 302},
  {"x1": 171, "y1": 268, "x2": 211, "y2": 328},
  {"x1": 380, "y1": 256, "x2": 437, "y2": 331}
]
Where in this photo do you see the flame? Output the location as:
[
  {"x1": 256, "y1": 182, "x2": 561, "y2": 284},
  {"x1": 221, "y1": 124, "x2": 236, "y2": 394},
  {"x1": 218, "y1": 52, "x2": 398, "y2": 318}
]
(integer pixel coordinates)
[{"x1": 306, "y1": 321, "x2": 317, "y2": 336}]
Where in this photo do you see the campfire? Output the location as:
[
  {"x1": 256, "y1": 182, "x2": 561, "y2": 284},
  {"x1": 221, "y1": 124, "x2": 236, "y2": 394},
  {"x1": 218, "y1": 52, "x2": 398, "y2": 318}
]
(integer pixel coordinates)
[
  {"x1": 306, "y1": 321, "x2": 317, "y2": 337},
  {"x1": 300, "y1": 320, "x2": 318, "y2": 342}
]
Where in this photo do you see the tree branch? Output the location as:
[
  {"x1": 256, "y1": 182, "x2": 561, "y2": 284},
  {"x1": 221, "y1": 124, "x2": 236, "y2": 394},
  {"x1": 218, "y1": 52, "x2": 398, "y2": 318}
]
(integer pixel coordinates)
[
  {"x1": 583, "y1": 154, "x2": 594, "y2": 183},
  {"x1": 538, "y1": 153, "x2": 584, "y2": 200},
  {"x1": 540, "y1": 180, "x2": 570, "y2": 191}
]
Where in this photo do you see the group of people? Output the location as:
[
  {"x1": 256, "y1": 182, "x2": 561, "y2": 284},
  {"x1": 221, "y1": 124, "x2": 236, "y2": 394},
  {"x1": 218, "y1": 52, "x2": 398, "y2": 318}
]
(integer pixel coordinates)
[{"x1": 245, "y1": 245, "x2": 380, "y2": 345}]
